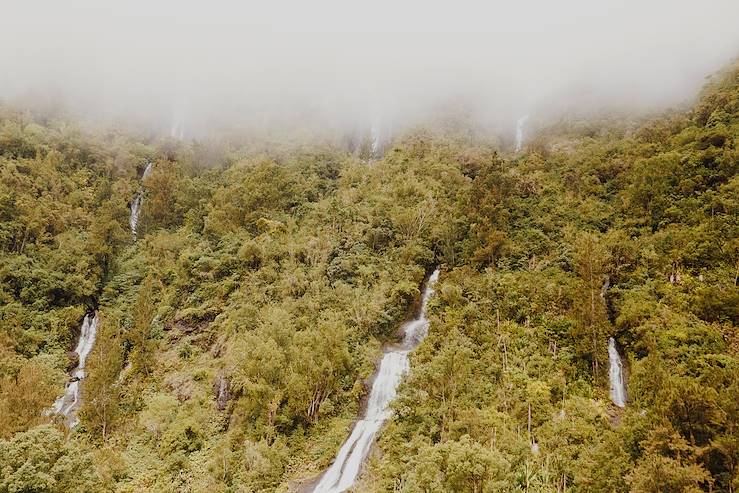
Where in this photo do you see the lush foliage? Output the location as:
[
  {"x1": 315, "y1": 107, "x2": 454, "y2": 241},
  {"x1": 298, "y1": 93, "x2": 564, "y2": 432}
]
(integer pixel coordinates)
[{"x1": 0, "y1": 63, "x2": 737, "y2": 492}]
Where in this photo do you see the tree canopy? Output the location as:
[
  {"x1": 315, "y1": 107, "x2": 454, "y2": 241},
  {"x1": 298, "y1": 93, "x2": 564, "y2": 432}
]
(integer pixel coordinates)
[{"x1": 0, "y1": 63, "x2": 737, "y2": 492}]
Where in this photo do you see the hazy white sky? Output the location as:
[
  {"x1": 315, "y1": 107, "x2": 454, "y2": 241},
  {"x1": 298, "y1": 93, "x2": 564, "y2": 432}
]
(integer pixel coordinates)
[{"x1": 1, "y1": 0, "x2": 738, "y2": 134}]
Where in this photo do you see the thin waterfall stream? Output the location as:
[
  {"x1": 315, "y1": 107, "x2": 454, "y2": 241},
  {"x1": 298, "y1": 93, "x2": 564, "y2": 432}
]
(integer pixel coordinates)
[
  {"x1": 515, "y1": 115, "x2": 529, "y2": 152},
  {"x1": 49, "y1": 312, "x2": 99, "y2": 427},
  {"x1": 370, "y1": 121, "x2": 381, "y2": 158},
  {"x1": 130, "y1": 161, "x2": 153, "y2": 239},
  {"x1": 313, "y1": 268, "x2": 440, "y2": 493},
  {"x1": 49, "y1": 161, "x2": 152, "y2": 427},
  {"x1": 608, "y1": 337, "x2": 627, "y2": 407}
]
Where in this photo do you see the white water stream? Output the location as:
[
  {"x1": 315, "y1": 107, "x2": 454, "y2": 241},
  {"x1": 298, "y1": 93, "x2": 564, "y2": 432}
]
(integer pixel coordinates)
[
  {"x1": 49, "y1": 162, "x2": 152, "y2": 426},
  {"x1": 608, "y1": 337, "x2": 626, "y2": 407},
  {"x1": 313, "y1": 269, "x2": 440, "y2": 493},
  {"x1": 515, "y1": 115, "x2": 529, "y2": 152},
  {"x1": 50, "y1": 312, "x2": 100, "y2": 427},
  {"x1": 370, "y1": 121, "x2": 381, "y2": 158},
  {"x1": 129, "y1": 162, "x2": 152, "y2": 239}
]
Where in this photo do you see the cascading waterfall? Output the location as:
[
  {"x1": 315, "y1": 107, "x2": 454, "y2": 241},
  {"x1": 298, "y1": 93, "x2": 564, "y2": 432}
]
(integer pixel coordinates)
[
  {"x1": 49, "y1": 312, "x2": 99, "y2": 427},
  {"x1": 608, "y1": 337, "x2": 627, "y2": 407},
  {"x1": 129, "y1": 162, "x2": 153, "y2": 239},
  {"x1": 313, "y1": 269, "x2": 440, "y2": 493},
  {"x1": 515, "y1": 115, "x2": 529, "y2": 152},
  {"x1": 370, "y1": 121, "x2": 381, "y2": 157},
  {"x1": 50, "y1": 160, "x2": 152, "y2": 426},
  {"x1": 368, "y1": 106, "x2": 393, "y2": 159},
  {"x1": 129, "y1": 194, "x2": 143, "y2": 239}
]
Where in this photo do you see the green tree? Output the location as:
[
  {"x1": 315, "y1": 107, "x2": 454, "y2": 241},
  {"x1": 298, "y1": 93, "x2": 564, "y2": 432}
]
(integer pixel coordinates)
[
  {"x1": 0, "y1": 425, "x2": 102, "y2": 492},
  {"x1": 80, "y1": 312, "x2": 124, "y2": 440},
  {"x1": 0, "y1": 356, "x2": 60, "y2": 438},
  {"x1": 572, "y1": 232, "x2": 610, "y2": 377},
  {"x1": 129, "y1": 277, "x2": 156, "y2": 376}
]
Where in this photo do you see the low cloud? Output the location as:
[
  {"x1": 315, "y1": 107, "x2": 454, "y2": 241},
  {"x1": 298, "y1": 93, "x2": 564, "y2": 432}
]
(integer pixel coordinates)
[{"x1": 1, "y1": 0, "x2": 738, "y2": 137}]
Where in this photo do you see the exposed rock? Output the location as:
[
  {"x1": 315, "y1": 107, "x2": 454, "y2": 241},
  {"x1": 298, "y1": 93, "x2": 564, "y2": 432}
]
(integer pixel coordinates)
[
  {"x1": 214, "y1": 374, "x2": 230, "y2": 411},
  {"x1": 66, "y1": 351, "x2": 79, "y2": 371},
  {"x1": 166, "y1": 320, "x2": 209, "y2": 334}
]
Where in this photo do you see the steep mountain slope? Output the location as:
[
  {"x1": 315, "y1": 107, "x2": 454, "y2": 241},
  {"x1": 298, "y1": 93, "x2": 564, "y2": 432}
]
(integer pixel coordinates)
[
  {"x1": 359, "y1": 63, "x2": 739, "y2": 492},
  {"x1": 0, "y1": 63, "x2": 737, "y2": 492}
]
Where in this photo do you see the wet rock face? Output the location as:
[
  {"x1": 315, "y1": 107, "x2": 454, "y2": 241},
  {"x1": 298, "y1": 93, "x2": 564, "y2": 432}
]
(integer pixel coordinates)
[
  {"x1": 66, "y1": 351, "x2": 80, "y2": 371},
  {"x1": 213, "y1": 375, "x2": 230, "y2": 411}
]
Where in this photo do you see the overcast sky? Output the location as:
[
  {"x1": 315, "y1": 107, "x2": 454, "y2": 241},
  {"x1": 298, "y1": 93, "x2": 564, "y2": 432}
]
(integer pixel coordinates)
[{"x1": 1, "y1": 0, "x2": 738, "y2": 135}]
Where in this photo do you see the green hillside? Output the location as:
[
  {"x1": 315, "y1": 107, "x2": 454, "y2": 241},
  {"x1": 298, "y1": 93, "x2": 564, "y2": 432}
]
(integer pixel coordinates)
[{"x1": 0, "y1": 63, "x2": 737, "y2": 492}]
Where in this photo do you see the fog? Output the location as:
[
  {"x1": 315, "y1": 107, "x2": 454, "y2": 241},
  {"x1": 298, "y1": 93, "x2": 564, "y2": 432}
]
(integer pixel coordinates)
[{"x1": 1, "y1": 0, "x2": 738, "y2": 138}]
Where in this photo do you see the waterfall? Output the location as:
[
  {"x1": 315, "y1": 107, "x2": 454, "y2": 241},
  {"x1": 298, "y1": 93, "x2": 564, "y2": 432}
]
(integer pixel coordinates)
[
  {"x1": 515, "y1": 115, "x2": 529, "y2": 152},
  {"x1": 49, "y1": 312, "x2": 100, "y2": 427},
  {"x1": 608, "y1": 337, "x2": 627, "y2": 407},
  {"x1": 369, "y1": 108, "x2": 392, "y2": 159},
  {"x1": 129, "y1": 162, "x2": 152, "y2": 239},
  {"x1": 130, "y1": 194, "x2": 143, "y2": 239},
  {"x1": 313, "y1": 269, "x2": 440, "y2": 493},
  {"x1": 370, "y1": 122, "x2": 381, "y2": 157}
]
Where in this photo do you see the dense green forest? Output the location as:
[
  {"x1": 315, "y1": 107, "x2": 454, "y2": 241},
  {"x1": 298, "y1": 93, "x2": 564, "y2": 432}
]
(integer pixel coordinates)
[{"x1": 0, "y1": 63, "x2": 737, "y2": 492}]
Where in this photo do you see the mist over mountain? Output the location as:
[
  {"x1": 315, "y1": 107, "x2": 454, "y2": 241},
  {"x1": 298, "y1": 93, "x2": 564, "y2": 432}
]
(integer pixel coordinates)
[
  {"x1": 1, "y1": 3, "x2": 738, "y2": 493},
  {"x1": 2, "y1": 0, "x2": 739, "y2": 136}
]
